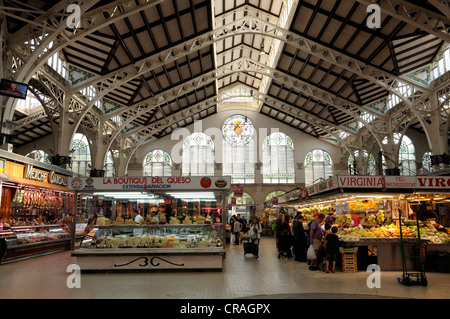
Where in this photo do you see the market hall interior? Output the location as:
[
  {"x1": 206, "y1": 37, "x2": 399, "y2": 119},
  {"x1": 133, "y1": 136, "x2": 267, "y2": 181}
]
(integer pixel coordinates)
[{"x1": 1, "y1": 237, "x2": 449, "y2": 299}]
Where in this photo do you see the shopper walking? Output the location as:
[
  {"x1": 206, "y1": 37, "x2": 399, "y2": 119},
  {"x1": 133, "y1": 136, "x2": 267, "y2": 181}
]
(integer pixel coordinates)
[
  {"x1": 249, "y1": 217, "x2": 262, "y2": 258},
  {"x1": 275, "y1": 212, "x2": 284, "y2": 248},
  {"x1": 233, "y1": 217, "x2": 242, "y2": 244},
  {"x1": 309, "y1": 213, "x2": 325, "y2": 270},
  {"x1": 293, "y1": 213, "x2": 307, "y2": 262},
  {"x1": 278, "y1": 214, "x2": 293, "y2": 258}
]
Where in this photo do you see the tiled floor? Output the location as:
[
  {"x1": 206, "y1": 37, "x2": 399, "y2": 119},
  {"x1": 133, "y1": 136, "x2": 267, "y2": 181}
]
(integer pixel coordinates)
[{"x1": 1, "y1": 237, "x2": 449, "y2": 299}]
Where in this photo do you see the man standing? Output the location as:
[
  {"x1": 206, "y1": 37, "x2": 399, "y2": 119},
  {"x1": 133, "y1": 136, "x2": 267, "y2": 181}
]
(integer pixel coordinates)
[
  {"x1": 233, "y1": 215, "x2": 242, "y2": 244},
  {"x1": 134, "y1": 211, "x2": 144, "y2": 224},
  {"x1": 309, "y1": 213, "x2": 325, "y2": 270}
]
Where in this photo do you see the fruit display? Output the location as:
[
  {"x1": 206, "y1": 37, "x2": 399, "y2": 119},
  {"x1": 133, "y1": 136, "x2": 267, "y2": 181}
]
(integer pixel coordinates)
[
  {"x1": 336, "y1": 214, "x2": 352, "y2": 225},
  {"x1": 407, "y1": 222, "x2": 450, "y2": 244},
  {"x1": 377, "y1": 210, "x2": 385, "y2": 224},
  {"x1": 368, "y1": 214, "x2": 376, "y2": 224},
  {"x1": 299, "y1": 205, "x2": 333, "y2": 215},
  {"x1": 348, "y1": 201, "x2": 379, "y2": 212},
  {"x1": 337, "y1": 222, "x2": 450, "y2": 242}
]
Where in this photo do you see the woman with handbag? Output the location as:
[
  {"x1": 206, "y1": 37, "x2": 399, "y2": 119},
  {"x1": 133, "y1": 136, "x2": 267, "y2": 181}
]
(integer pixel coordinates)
[{"x1": 249, "y1": 217, "x2": 262, "y2": 258}]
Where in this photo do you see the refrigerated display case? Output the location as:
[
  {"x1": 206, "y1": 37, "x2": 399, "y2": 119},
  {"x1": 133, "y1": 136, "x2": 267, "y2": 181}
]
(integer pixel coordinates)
[
  {"x1": 69, "y1": 176, "x2": 230, "y2": 272},
  {"x1": 0, "y1": 224, "x2": 71, "y2": 263}
]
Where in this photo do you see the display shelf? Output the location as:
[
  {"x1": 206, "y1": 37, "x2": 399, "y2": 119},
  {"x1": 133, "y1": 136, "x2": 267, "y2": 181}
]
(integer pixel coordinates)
[
  {"x1": 73, "y1": 220, "x2": 227, "y2": 272},
  {"x1": 0, "y1": 224, "x2": 72, "y2": 264}
]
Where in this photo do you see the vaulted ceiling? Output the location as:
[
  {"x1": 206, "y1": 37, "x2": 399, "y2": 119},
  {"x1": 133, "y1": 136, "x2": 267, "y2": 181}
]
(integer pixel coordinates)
[{"x1": 2, "y1": 0, "x2": 449, "y2": 157}]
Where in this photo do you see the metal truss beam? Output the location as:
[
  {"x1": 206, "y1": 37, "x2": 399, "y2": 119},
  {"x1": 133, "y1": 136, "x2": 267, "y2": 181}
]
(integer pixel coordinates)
[
  {"x1": 1, "y1": 0, "x2": 169, "y2": 124},
  {"x1": 355, "y1": 0, "x2": 450, "y2": 42},
  {"x1": 428, "y1": 0, "x2": 450, "y2": 18},
  {"x1": 103, "y1": 57, "x2": 363, "y2": 135},
  {"x1": 69, "y1": 11, "x2": 431, "y2": 138},
  {"x1": 120, "y1": 90, "x2": 355, "y2": 167}
]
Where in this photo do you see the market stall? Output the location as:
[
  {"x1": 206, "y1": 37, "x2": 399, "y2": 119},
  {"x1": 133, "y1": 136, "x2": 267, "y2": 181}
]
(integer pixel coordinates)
[
  {"x1": 69, "y1": 176, "x2": 230, "y2": 272},
  {"x1": 0, "y1": 153, "x2": 74, "y2": 264},
  {"x1": 279, "y1": 176, "x2": 450, "y2": 271}
]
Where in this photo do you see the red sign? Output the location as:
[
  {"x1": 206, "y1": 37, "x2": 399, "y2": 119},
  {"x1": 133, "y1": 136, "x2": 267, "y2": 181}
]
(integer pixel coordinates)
[
  {"x1": 234, "y1": 184, "x2": 243, "y2": 197},
  {"x1": 417, "y1": 177, "x2": 450, "y2": 189},
  {"x1": 338, "y1": 176, "x2": 450, "y2": 189},
  {"x1": 164, "y1": 198, "x2": 172, "y2": 205},
  {"x1": 298, "y1": 188, "x2": 310, "y2": 200}
]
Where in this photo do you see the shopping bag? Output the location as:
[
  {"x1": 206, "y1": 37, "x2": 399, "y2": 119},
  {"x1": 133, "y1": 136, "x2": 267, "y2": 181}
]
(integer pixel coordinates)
[{"x1": 307, "y1": 245, "x2": 317, "y2": 260}]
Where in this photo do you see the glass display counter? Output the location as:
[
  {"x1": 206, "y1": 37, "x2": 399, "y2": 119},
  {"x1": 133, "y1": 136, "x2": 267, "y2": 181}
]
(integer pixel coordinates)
[
  {"x1": 68, "y1": 176, "x2": 231, "y2": 272},
  {"x1": 73, "y1": 223, "x2": 226, "y2": 272},
  {"x1": 79, "y1": 224, "x2": 225, "y2": 249},
  {"x1": 0, "y1": 224, "x2": 71, "y2": 263}
]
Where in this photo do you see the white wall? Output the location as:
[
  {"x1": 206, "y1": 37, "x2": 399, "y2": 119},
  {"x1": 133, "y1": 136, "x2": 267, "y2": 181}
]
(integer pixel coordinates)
[{"x1": 133, "y1": 110, "x2": 344, "y2": 184}]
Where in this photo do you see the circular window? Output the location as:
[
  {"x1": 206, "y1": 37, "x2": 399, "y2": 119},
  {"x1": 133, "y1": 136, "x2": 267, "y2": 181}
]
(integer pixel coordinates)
[{"x1": 222, "y1": 114, "x2": 254, "y2": 145}]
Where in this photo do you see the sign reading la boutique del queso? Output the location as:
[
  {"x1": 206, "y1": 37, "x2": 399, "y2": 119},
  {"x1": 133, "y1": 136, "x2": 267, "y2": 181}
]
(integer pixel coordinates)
[
  {"x1": 24, "y1": 164, "x2": 69, "y2": 186},
  {"x1": 68, "y1": 176, "x2": 231, "y2": 191}
]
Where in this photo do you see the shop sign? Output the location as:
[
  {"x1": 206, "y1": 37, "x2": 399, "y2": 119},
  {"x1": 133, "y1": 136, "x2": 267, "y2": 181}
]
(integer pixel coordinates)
[
  {"x1": 416, "y1": 176, "x2": 450, "y2": 189},
  {"x1": 338, "y1": 176, "x2": 385, "y2": 188},
  {"x1": 234, "y1": 184, "x2": 243, "y2": 197},
  {"x1": 338, "y1": 176, "x2": 450, "y2": 190},
  {"x1": 24, "y1": 164, "x2": 68, "y2": 186},
  {"x1": 25, "y1": 164, "x2": 48, "y2": 182},
  {"x1": 67, "y1": 176, "x2": 231, "y2": 191},
  {"x1": 298, "y1": 188, "x2": 310, "y2": 200},
  {"x1": 384, "y1": 176, "x2": 416, "y2": 188},
  {"x1": 335, "y1": 203, "x2": 349, "y2": 215}
]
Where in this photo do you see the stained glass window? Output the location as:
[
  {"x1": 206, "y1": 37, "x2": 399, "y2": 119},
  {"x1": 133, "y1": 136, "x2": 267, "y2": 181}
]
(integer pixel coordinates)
[
  {"x1": 304, "y1": 149, "x2": 333, "y2": 186},
  {"x1": 104, "y1": 150, "x2": 116, "y2": 177},
  {"x1": 182, "y1": 132, "x2": 215, "y2": 176},
  {"x1": 265, "y1": 190, "x2": 286, "y2": 202},
  {"x1": 26, "y1": 150, "x2": 52, "y2": 165},
  {"x1": 70, "y1": 133, "x2": 91, "y2": 177},
  {"x1": 143, "y1": 149, "x2": 172, "y2": 177},
  {"x1": 382, "y1": 134, "x2": 416, "y2": 176},
  {"x1": 262, "y1": 132, "x2": 295, "y2": 183},
  {"x1": 222, "y1": 114, "x2": 254, "y2": 146},
  {"x1": 422, "y1": 151, "x2": 432, "y2": 172},
  {"x1": 348, "y1": 151, "x2": 376, "y2": 175},
  {"x1": 222, "y1": 115, "x2": 255, "y2": 184}
]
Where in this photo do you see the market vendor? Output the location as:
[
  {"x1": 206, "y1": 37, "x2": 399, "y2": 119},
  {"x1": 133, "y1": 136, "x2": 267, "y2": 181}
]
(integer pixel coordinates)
[
  {"x1": 325, "y1": 210, "x2": 336, "y2": 224},
  {"x1": 351, "y1": 213, "x2": 361, "y2": 227}
]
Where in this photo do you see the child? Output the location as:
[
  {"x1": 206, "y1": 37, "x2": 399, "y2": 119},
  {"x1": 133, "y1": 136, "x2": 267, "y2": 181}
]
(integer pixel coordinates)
[{"x1": 324, "y1": 226, "x2": 340, "y2": 273}]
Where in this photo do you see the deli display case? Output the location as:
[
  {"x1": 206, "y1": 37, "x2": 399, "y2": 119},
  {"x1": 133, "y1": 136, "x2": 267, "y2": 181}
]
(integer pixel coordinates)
[
  {"x1": 69, "y1": 176, "x2": 230, "y2": 272},
  {"x1": 0, "y1": 224, "x2": 71, "y2": 263},
  {"x1": 80, "y1": 224, "x2": 224, "y2": 249}
]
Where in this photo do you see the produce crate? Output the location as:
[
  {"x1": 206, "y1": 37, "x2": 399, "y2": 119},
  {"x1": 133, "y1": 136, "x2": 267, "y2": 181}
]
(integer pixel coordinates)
[{"x1": 340, "y1": 247, "x2": 358, "y2": 272}]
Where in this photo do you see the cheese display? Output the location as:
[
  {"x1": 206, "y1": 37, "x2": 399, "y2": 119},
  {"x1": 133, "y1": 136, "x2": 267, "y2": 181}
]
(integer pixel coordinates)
[{"x1": 81, "y1": 224, "x2": 225, "y2": 249}]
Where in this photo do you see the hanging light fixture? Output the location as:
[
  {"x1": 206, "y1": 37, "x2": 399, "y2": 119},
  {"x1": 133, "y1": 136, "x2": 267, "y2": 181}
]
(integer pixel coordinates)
[
  {"x1": 260, "y1": 41, "x2": 265, "y2": 55},
  {"x1": 260, "y1": 12, "x2": 265, "y2": 55}
]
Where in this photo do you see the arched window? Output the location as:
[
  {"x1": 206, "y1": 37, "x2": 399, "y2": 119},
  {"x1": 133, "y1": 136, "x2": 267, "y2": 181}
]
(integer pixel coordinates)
[
  {"x1": 227, "y1": 191, "x2": 254, "y2": 222},
  {"x1": 348, "y1": 151, "x2": 376, "y2": 175},
  {"x1": 422, "y1": 151, "x2": 432, "y2": 173},
  {"x1": 26, "y1": 150, "x2": 52, "y2": 165},
  {"x1": 304, "y1": 149, "x2": 333, "y2": 186},
  {"x1": 104, "y1": 150, "x2": 116, "y2": 177},
  {"x1": 182, "y1": 132, "x2": 214, "y2": 176},
  {"x1": 382, "y1": 134, "x2": 416, "y2": 176},
  {"x1": 265, "y1": 190, "x2": 286, "y2": 202},
  {"x1": 222, "y1": 114, "x2": 255, "y2": 184},
  {"x1": 262, "y1": 132, "x2": 295, "y2": 183},
  {"x1": 70, "y1": 133, "x2": 91, "y2": 177},
  {"x1": 143, "y1": 149, "x2": 172, "y2": 176}
]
